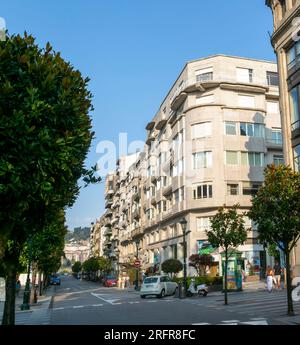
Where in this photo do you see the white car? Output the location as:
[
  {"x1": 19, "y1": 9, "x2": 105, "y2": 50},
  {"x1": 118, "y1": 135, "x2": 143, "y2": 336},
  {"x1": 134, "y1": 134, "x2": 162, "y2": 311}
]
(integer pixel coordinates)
[{"x1": 140, "y1": 275, "x2": 178, "y2": 298}]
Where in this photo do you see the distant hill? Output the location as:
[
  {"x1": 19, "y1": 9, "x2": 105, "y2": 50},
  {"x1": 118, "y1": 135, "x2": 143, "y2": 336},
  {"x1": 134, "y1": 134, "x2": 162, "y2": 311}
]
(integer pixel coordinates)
[{"x1": 65, "y1": 227, "x2": 90, "y2": 242}]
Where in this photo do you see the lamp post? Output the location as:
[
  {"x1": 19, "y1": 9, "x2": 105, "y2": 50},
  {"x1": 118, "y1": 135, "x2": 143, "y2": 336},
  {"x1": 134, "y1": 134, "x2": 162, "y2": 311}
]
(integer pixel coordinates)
[
  {"x1": 180, "y1": 218, "x2": 191, "y2": 298},
  {"x1": 21, "y1": 238, "x2": 32, "y2": 310}
]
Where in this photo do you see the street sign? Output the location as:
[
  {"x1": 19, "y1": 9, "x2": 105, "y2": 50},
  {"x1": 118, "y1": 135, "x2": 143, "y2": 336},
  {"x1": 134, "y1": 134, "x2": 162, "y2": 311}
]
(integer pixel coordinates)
[{"x1": 134, "y1": 260, "x2": 141, "y2": 268}]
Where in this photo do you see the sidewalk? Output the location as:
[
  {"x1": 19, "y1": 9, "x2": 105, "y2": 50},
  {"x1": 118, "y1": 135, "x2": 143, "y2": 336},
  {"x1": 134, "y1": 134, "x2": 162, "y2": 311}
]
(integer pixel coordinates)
[{"x1": 0, "y1": 286, "x2": 55, "y2": 325}]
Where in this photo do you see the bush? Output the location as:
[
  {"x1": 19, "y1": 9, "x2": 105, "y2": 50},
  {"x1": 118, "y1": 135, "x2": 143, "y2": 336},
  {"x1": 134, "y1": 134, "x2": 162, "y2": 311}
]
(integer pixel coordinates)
[{"x1": 161, "y1": 259, "x2": 183, "y2": 277}]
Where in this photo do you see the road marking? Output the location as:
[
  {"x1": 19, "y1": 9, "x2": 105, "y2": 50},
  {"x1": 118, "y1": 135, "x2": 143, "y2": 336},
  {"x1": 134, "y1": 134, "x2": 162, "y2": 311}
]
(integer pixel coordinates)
[
  {"x1": 92, "y1": 304, "x2": 104, "y2": 307},
  {"x1": 129, "y1": 301, "x2": 140, "y2": 304},
  {"x1": 146, "y1": 300, "x2": 158, "y2": 303},
  {"x1": 240, "y1": 320, "x2": 268, "y2": 325},
  {"x1": 52, "y1": 307, "x2": 64, "y2": 311},
  {"x1": 91, "y1": 292, "x2": 121, "y2": 305},
  {"x1": 192, "y1": 323, "x2": 210, "y2": 325},
  {"x1": 73, "y1": 305, "x2": 84, "y2": 309},
  {"x1": 217, "y1": 323, "x2": 238, "y2": 325},
  {"x1": 222, "y1": 320, "x2": 240, "y2": 323}
]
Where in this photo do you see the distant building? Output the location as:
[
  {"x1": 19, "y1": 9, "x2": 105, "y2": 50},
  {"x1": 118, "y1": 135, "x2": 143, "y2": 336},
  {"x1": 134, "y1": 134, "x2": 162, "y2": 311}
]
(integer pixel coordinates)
[{"x1": 64, "y1": 240, "x2": 90, "y2": 263}]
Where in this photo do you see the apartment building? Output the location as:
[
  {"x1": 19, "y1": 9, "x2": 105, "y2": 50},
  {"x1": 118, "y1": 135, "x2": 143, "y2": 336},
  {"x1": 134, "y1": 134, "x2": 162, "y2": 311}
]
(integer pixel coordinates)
[
  {"x1": 266, "y1": 0, "x2": 300, "y2": 277},
  {"x1": 97, "y1": 55, "x2": 283, "y2": 281}
]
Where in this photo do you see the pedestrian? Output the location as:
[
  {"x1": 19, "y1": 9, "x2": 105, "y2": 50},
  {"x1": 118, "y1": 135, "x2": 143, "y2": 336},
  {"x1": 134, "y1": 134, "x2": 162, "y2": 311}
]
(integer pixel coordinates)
[
  {"x1": 16, "y1": 280, "x2": 21, "y2": 297},
  {"x1": 266, "y1": 266, "x2": 274, "y2": 293},
  {"x1": 273, "y1": 260, "x2": 282, "y2": 289}
]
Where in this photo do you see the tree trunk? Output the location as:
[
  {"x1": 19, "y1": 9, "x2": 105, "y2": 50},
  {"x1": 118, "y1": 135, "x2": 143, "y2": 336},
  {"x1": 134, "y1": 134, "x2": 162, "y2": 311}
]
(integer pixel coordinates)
[
  {"x1": 224, "y1": 251, "x2": 228, "y2": 305},
  {"x1": 2, "y1": 265, "x2": 17, "y2": 325},
  {"x1": 285, "y1": 251, "x2": 295, "y2": 316},
  {"x1": 30, "y1": 262, "x2": 37, "y2": 303},
  {"x1": 38, "y1": 271, "x2": 42, "y2": 296}
]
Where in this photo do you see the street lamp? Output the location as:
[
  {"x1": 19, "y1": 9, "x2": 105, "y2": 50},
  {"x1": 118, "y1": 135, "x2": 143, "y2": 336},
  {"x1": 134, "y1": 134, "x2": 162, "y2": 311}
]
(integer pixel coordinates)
[
  {"x1": 21, "y1": 238, "x2": 32, "y2": 310},
  {"x1": 180, "y1": 217, "x2": 191, "y2": 298}
]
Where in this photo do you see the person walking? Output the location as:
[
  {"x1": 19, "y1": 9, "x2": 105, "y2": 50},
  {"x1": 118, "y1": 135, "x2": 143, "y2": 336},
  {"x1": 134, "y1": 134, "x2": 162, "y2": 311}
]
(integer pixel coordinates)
[
  {"x1": 273, "y1": 260, "x2": 282, "y2": 289},
  {"x1": 15, "y1": 280, "x2": 21, "y2": 297},
  {"x1": 266, "y1": 266, "x2": 274, "y2": 293}
]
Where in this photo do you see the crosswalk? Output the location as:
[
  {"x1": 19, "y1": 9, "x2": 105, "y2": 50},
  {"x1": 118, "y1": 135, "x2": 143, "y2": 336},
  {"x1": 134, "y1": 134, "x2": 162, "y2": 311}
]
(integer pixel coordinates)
[{"x1": 197, "y1": 290, "x2": 300, "y2": 318}]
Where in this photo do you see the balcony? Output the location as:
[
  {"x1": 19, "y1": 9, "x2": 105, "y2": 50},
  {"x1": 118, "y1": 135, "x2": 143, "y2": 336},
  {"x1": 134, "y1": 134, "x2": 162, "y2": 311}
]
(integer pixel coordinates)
[
  {"x1": 105, "y1": 199, "x2": 113, "y2": 209},
  {"x1": 105, "y1": 189, "x2": 114, "y2": 198},
  {"x1": 266, "y1": 139, "x2": 283, "y2": 150},
  {"x1": 151, "y1": 196, "x2": 157, "y2": 206},
  {"x1": 162, "y1": 185, "x2": 172, "y2": 196},
  {"x1": 131, "y1": 227, "x2": 143, "y2": 239},
  {"x1": 146, "y1": 121, "x2": 155, "y2": 131},
  {"x1": 156, "y1": 118, "x2": 167, "y2": 130},
  {"x1": 132, "y1": 189, "x2": 141, "y2": 202},
  {"x1": 105, "y1": 209, "x2": 113, "y2": 218},
  {"x1": 132, "y1": 208, "x2": 141, "y2": 220}
]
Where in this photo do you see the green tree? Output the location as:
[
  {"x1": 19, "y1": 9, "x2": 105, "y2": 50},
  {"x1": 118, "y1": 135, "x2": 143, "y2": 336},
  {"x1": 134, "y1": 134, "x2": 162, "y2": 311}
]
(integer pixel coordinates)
[
  {"x1": 98, "y1": 256, "x2": 112, "y2": 275},
  {"x1": 72, "y1": 261, "x2": 82, "y2": 274},
  {"x1": 207, "y1": 205, "x2": 247, "y2": 305},
  {"x1": 248, "y1": 165, "x2": 300, "y2": 316},
  {"x1": 0, "y1": 33, "x2": 99, "y2": 325},
  {"x1": 189, "y1": 254, "x2": 213, "y2": 276},
  {"x1": 82, "y1": 257, "x2": 100, "y2": 277},
  {"x1": 161, "y1": 259, "x2": 183, "y2": 278}
]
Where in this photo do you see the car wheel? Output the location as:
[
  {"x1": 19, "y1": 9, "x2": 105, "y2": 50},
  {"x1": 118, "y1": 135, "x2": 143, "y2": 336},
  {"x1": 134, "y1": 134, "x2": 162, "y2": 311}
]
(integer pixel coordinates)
[
  {"x1": 158, "y1": 289, "x2": 165, "y2": 298},
  {"x1": 140, "y1": 295, "x2": 146, "y2": 299}
]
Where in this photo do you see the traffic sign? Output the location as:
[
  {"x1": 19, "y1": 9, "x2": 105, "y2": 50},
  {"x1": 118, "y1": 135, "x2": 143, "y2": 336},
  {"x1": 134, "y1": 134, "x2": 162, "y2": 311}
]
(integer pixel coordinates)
[{"x1": 134, "y1": 260, "x2": 141, "y2": 268}]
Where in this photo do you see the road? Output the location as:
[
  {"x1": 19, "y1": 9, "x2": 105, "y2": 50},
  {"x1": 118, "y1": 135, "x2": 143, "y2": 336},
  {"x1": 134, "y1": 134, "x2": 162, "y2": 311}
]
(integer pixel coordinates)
[{"x1": 48, "y1": 275, "x2": 300, "y2": 325}]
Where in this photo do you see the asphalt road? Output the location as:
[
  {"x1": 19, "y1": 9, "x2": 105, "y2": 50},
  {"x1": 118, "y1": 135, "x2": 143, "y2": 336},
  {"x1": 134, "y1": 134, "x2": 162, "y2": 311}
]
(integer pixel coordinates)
[{"x1": 49, "y1": 276, "x2": 289, "y2": 325}]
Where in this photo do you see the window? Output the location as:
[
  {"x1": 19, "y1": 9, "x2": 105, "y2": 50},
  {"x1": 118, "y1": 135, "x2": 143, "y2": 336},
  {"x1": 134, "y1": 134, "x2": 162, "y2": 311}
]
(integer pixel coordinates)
[
  {"x1": 225, "y1": 121, "x2": 236, "y2": 135},
  {"x1": 287, "y1": 41, "x2": 300, "y2": 70},
  {"x1": 192, "y1": 122, "x2": 212, "y2": 139},
  {"x1": 240, "y1": 123, "x2": 264, "y2": 138},
  {"x1": 196, "y1": 94, "x2": 214, "y2": 105},
  {"x1": 242, "y1": 182, "x2": 262, "y2": 196},
  {"x1": 294, "y1": 145, "x2": 300, "y2": 171},
  {"x1": 147, "y1": 166, "x2": 154, "y2": 177},
  {"x1": 266, "y1": 72, "x2": 279, "y2": 86},
  {"x1": 193, "y1": 151, "x2": 212, "y2": 169},
  {"x1": 156, "y1": 178, "x2": 161, "y2": 191},
  {"x1": 193, "y1": 184, "x2": 213, "y2": 199},
  {"x1": 162, "y1": 176, "x2": 168, "y2": 187},
  {"x1": 236, "y1": 68, "x2": 253, "y2": 83},
  {"x1": 280, "y1": 0, "x2": 286, "y2": 18},
  {"x1": 238, "y1": 95, "x2": 255, "y2": 108},
  {"x1": 241, "y1": 152, "x2": 264, "y2": 166},
  {"x1": 267, "y1": 101, "x2": 279, "y2": 114},
  {"x1": 146, "y1": 208, "x2": 154, "y2": 220},
  {"x1": 225, "y1": 151, "x2": 238, "y2": 165},
  {"x1": 158, "y1": 152, "x2": 167, "y2": 166},
  {"x1": 271, "y1": 129, "x2": 282, "y2": 144},
  {"x1": 195, "y1": 67, "x2": 213, "y2": 82},
  {"x1": 173, "y1": 189, "x2": 180, "y2": 204},
  {"x1": 196, "y1": 217, "x2": 211, "y2": 232},
  {"x1": 171, "y1": 244, "x2": 177, "y2": 259},
  {"x1": 227, "y1": 183, "x2": 239, "y2": 195},
  {"x1": 273, "y1": 155, "x2": 284, "y2": 166},
  {"x1": 289, "y1": 84, "x2": 300, "y2": 130}
]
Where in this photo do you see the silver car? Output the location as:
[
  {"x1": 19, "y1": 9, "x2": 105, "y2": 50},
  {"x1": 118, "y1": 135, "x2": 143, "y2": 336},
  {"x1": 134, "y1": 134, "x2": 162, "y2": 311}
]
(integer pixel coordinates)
[{"x1": 140, "y1": 275, "x2": 178, "y2": 298}]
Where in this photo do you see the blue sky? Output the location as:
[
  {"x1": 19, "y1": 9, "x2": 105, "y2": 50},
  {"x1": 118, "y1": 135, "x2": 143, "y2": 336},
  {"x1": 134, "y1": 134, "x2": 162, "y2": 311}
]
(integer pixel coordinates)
[{"x1": 1, "y1": 0, "x2": 275, "y2": 231}]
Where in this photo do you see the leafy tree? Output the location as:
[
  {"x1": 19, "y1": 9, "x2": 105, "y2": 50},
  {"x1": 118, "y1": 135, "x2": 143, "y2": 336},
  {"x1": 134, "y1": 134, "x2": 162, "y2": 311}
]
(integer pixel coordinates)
[
  {"x1": 189, "y1": 254, "x2": 213, "y2": 276},
  {"x1": 72, "y1": 261, "x2": 82, "y2": 274},
  {"x1": 98, "y1": 256, "x2": 112, "y2": 275},
  {"x1": 82, "y1": 257, "x2": 100, "y2": 275},
  {"x1": 248, "y1": 165, "x2": 300, "y2": 316},
  {"x1": 207, "y1": 205, "x2": 247, "y2": 305},
  {"x1": 0, "y1": 32, "x2": 99, "y2": 325},
  {"x1": 161, "y1": 259, "x2": 183, "y2": 278}
]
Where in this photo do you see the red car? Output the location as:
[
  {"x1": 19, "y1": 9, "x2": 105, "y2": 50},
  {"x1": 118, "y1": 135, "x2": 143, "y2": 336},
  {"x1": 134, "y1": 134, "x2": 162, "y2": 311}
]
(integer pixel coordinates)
[{"x1": 103, "y1": 275, "x2": 118, "y2": 287}]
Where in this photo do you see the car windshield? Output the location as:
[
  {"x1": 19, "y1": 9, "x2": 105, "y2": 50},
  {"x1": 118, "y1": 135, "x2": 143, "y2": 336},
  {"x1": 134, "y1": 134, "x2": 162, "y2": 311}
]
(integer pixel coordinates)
[
  {"x1": 106, "y1": 276, "x2": 116, "y2": 279},
  {"x1": 144, "y1": 277, "x2": 158, "y2": 284}
]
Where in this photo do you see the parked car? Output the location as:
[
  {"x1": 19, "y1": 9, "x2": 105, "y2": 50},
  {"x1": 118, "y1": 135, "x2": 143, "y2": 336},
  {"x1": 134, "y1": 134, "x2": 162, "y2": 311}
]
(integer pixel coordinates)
[
  {"x1": 103, "y1": 275, "x2": 118, "y2": 287},
  {"x1": 140, "y1": 275, "x2": 178, "y2": 298},
  {"x1": 50, "y1": 274, "x2": 61, "y2": 286}
]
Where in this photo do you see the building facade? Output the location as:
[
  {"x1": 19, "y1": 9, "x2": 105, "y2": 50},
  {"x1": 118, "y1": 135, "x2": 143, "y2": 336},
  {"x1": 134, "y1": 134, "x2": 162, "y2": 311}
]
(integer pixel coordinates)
[
  {"x1": 64, "y1": 241, "x2": 90, "y2": 263},
  {"x1": 266, "y1": 0, "x2": 300, "y2": 277},
  {"x1": 97, "y1": 55, "x2": 283, "y2": 282}
]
